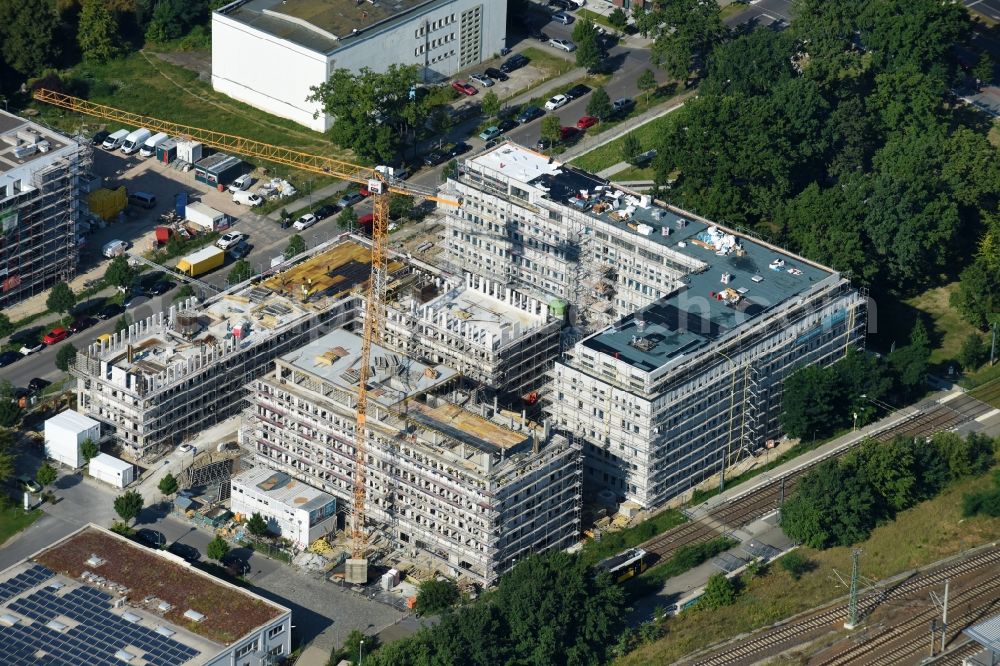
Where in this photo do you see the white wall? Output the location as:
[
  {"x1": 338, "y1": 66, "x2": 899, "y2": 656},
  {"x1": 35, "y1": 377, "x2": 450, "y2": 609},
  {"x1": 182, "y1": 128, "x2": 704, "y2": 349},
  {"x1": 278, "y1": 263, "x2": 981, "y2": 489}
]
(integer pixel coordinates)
[
  {"x1": 212, "y1": 12, "x2": 332, "y2": 131},
  {"x1": 45, "y1": 415, "x2": 100, "y2": 469},
  {"x1": 231, "y1": 481, "x2": 336, "y2": 550},
  {"x1": 89, "y1": 455, "x2": 134, "y2": 488}
]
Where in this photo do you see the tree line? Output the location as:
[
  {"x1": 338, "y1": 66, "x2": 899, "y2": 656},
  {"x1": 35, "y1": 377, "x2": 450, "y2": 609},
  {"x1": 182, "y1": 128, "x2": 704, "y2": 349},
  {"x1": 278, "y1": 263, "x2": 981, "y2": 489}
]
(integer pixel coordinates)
[{"x1": 782, "y1": 431, "x2": 997, "y2": 549}]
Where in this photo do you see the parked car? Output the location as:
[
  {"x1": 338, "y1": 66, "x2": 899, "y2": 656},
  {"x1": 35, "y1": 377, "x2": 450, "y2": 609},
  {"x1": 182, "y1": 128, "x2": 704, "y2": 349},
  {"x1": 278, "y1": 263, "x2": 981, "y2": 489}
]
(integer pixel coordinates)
[
  {"x1": 552, "y1": 11, "x2": 574, "y2": 25},
  {"x1": 497, "y1": 118, "x2": 519, "y2": 134},
  {"x1": 560, "y1": 126, "x2": 580, "y2": 141},
  {"x1": 42, "y1": 328, "x2": 69, "y2": 345},
  {"x1": 147, "y1": 280, "x2": 174, "y2": 296},
  {"x1": 229, "y1": 241, "x2": 253, "y2": 260},
  {"x1": 485, "y1": 67, "x2": 509, "y2": 82},
  {"x1": 545, "y1": 94, "x2": 569, "y2": 110},
  {"x1": 501, "y1": 54, "x2": 529, "y2": 73},
  {"x1": 136, "y1": 529, "x2": 166, "y2": 549},
  {"x1": 178, "y1": 444, "x2": 195, "y2": 453},
  {"x1": 233, "y1": 191, "x2": 263, "y2": 206},
  {"x1": 577, "y1": 115, "x2": 599, "y2": 129},
  {"x1": 533, "y1": 29, "x2": 551, "y2": 42},
  {"x1": 17, "y1": 477, "x2": 42, "y2": 493},
  {"x1": 123, "y1": 290, "x2": 147, "y2": 309},
  {"x1": 565, "y1": 84, "x2": 592, "y2": 100},
  {"x1": 69, "y1": 316, "x2": 96, "y2": 334},
  {"x1": 549, "y1": 38, "x2": 576, "y2": 52},
  {"x1": 0, "y1": 351, "x2": 23, "y2": 367},
  {"x1": 470, "y1": 73, "x2": 494, "y2": 88},
  {"x1": 423, "y1": 151, "x2": 447, "y2": 166},
  {"x1": 479, "y1": 126, "x2": 502, "y2": 141},
  {"x1": 167, "y1": 542, "x2": 200, "y2": 562},
  {"x1": 91, "y1": 130, "x2": 110, "y2": 147},
  {"x1": 293, "y1": 213, "x2": 318, "y2": 231},
  {"x1": 451, "y1": 80, "x2": 478, "y2": 96},
  {"x1": 28, "y1": 378, "x2": 50, "y2": 393},
  {"x1": 336, "y1": 192, "x2": 364, "y2": 208},
  {"x1": 517, "y1": 106, "x2": 545, "y2": 123},
  {"x1": 483, "y1": 139, "x2": 499, "y2": 149},
  {"x1": 447, "y1": 142, "x2": 472, "y2": 157},
  {"x1": 227, "y1": 174, "x2": 254, "y2": 193},
  {"x1": 549, "y1": 0, "x2": 572, "y2": 9},
  {"x1": 314, "y1": 204, "x2": 339, "y2": 220},
  {"x1": 96, "y1": 303, "x2": 124, "y2": 320},
  {"x1": 18, "y1": 341, "x2": 45, "y2": 355},
  {"x1": 612, "y1": 97, "x2": 635, "y2": 115},
  {"x1": 536, "y1": 137, "x2": 553, "y2": 151},
  {"x1": 216, "y1": 232, "x2": 245, "y2": 250}
]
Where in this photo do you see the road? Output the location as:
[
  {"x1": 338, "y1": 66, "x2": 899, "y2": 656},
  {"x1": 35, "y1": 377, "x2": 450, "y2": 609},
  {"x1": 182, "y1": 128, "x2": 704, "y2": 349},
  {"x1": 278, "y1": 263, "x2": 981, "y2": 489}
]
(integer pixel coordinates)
[{"x1": 723, "y1": 0, "x2": 792, "y2": 28}]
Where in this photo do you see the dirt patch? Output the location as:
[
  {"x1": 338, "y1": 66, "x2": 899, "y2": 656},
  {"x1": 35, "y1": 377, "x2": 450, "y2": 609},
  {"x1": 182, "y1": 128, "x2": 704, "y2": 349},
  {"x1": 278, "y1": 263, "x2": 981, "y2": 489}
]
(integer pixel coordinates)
[{"x1": 150, "y1": 50, "x2": 212, "y2": 82}]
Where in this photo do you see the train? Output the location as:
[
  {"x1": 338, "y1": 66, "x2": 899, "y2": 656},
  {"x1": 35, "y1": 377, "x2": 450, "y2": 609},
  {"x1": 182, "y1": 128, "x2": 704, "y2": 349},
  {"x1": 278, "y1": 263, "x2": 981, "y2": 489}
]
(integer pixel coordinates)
[{"x1": 596, "y1": 548, "x2": 648, "y2": 583}]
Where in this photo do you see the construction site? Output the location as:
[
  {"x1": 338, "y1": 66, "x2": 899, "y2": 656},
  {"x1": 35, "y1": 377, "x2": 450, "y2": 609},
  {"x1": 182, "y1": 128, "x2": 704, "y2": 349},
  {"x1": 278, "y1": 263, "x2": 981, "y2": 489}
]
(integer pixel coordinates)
[
  {"x1": 242, "y1": 328, "x2": 582, "y2": 586},
  {"x1": 0, "y1": 110, "x2": 91, "y2": 309}
]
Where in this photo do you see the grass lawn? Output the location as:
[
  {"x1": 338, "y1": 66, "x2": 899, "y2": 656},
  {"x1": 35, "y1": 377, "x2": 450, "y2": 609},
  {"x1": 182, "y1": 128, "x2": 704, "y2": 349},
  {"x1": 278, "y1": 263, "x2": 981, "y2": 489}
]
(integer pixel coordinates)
[
  {"x1": 579, "y1": 509, "x2": 687, "y2": 568},
  {"x1": 609, "y1": 165, "x2": 655, "y2": 181},
  {"x1": 0, "y1": 506, "x2": 41, "y2": 546},
  {"x1": 577, "y1": 8, "x2": 620, "y2": 31},
  {"x1": 719, "y1": 2, "x2": 750, "y2": 21},
  {"x1": 989, "y1": 122, "x2": 1000, "y2": 148},
  {"x1": 904, "y1": 282, "x2": 980, "y2": 365},
  {"x1": 617, "y1": 468, "x2": 1000, "y2": 665},
  {"x1": 572, "y1": 111, "x2": 681, "y2": 172}
]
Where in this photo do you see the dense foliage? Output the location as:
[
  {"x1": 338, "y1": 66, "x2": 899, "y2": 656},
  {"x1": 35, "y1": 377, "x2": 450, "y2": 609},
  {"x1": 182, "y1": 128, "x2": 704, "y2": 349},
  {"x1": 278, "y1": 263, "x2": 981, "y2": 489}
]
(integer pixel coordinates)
[
  {"x1": 963, "y1": 470, "x2": 1000, "y2": 518},
  {"x1": 782, "y1": 432, "x2": 996, "y2": 548},
  {"x1": 367, "y1": 551, "x2": 627, "y2": 666},
  {"x1": 414, "y1": 578, "x2": 460, "y2": 616}
]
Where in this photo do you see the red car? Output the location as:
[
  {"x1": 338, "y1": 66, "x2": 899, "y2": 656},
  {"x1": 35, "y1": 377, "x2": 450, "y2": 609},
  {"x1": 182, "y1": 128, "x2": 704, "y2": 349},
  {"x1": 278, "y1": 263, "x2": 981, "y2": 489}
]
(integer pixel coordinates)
[
  {"x1": 451, "y1": 80, "x2": 478, "y2": 96},
  {"x1": 576, "y1": 116, "x2": 599, "y2": 130},
  {"x1": 559, "y1": 126, "x2": 580, "y2": 141},
  {"x1": 357, "y1": 213, "x2": 375, "y2": 227},
  {"x1": 42, "y1": 327, "x2": 69, "y2": 345},
  {"x1": 359, "y1": 186, "x2": 371, "y2": 197}
]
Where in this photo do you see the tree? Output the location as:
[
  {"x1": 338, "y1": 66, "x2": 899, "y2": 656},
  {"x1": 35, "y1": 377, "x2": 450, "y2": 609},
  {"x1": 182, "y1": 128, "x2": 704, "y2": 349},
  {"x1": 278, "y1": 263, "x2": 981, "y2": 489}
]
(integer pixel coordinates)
[
  {"x1": 540, "y1": 115, "x2": 562, "y2": 147},
  {"x1": 637, "y1": 69, "x2": 657, "y2": 102},
  {"x1": 35, "y1": 463, "x2": 57, "y2": 489},
  {"x1": 608, "y1": 7, "x2": 628, "y2": 32},
  {"x1": 779, "y1": 552, "x2": 814, "y2": 580},
  {"x1": 973, "y1": 52, "x2": 994, "y2": 89},
  {"x1": 246, "y1": 511, "x2": 270, "y2": 538},
  {"x1": 958, "y1": 333, "x2": 987, "y2": 371},
  {"x1": 889, "y1": 320, "x2": 931, "y2": 399},
  {"x1": 0, "y1": 0, "x2": 60, "y2": 77},
  {"x1": 388, "y1": 194, "x2": 413, "y2": 221},
  {"x1": 206, "y1": 535, "x2": 230, "y2": 561},
  {"x1": 157, "y1": 472, "x2": 178, "y2": 496},
  {"x1": 284, "y1": 234, "x2": 306, "y2": 259},
  {"x1": 415, "y1": 578, "x2": 460, "y2": 615},
  {"x1": 700, "y1": 573, "x2": 737, "y2": 609},
  {"x1": 587, "y1": 86, "x2": 613, "y2": 121},
  {"x1": 780, "y1": 364, "x2": 842, "y2": 440},
  {"x1": 113, "y1": 490, "x2": 144, "y2": 526},
  {"x1": 0, "y1": 430, "x2": 16, "y2": 487},
  {"x1": 621, "y1": 132, "x2": 642, "y2": 166},
  {"x1": 114, "y1": 314, "x2": 131, "y2": 334},
  {"x1": 953, "y1": 258, "x2": 1000, "y2": 329},
  {"x1": 649, "y1": 0, "x2": 725, "y2": 80},
  {"x1": 337, "y1": 207, "x2": 357, "y2": 230},
  {"x1": 330, "y1": 629, "x2": 377, "y2": 666},
  {"x1": 573, "y1": 19, "x2": 603, "y2": 72},
  {"x1": 480, "y1": 90, "x2": 500, "y2": 119},
  {"x1": 145, "y1": 0, "x2": 203, "y2": 42},
  {"x1": 0, "y1": 313, "x2": 14, "y2": 338},
  {"x1": 442, "y1": 159, "x2": 458, "y2": 182},
  {"x1": 0, "y1": 381, "x2": 20, "y2": 427},
  {"x1": 78, "y1": 0, "x2": 123, "y2": 63},
  {"x1": 173, "y1": 284, "x2": 194, "y2": 302},
  {"x1": 227, "y1": 259, "x2": 253, "y2": 285},
  {"x1": 46, "y1": 282, "x2": 76, "y2": 316},
  {"x1": 104, "y1": 256, "x2": 134, "y2": 290},
  {"x1": 80, "y1": 438, "x2": 99, "y2": 462},
  {"x1": 781, "y1": 458, "x2": 879, "y2": 548},
  {"x1": 55, "y1": 344, "x2": 77, "y2": 372}
]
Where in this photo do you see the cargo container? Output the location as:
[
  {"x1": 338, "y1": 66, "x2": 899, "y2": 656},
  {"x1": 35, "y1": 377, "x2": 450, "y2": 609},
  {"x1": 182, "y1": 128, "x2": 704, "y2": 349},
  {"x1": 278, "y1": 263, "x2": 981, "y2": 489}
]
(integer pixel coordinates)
[
  {"x1": 154, "y1": 226, "x2": 172, "y2": 245},
  {"x1": 176, "y1": 246, "x2": 224, "y2": 277},
  {"x1": 89, "y1": 453, "x2": 134, "y2": 488},
  {"x1": 156, "y1": 138, "x2": 178, "y2": 164},
  {"x1": 194, "y1": 153, "x2": 243, "y2": 187},
  {"x1": 185, "y1": 202, "x2": 226, "y2": 232},
  {"x1": 139, "y1": 132, "x2": 169, "y2": 157},
  {"x1": 177, "y1": 140, "x2": 203, "y2": 163},
  {"x1": 88, "y1": 187, "x2": 127, "y2": 221}
]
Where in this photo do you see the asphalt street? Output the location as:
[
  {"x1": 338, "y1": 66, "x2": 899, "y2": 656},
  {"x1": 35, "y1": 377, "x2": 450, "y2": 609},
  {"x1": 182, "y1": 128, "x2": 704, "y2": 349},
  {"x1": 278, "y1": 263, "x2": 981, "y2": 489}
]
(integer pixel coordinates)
[
  {"x1": 724, "y1": 0, "x2": 792, "y2": 28},
  {"x1": 965, "y1": 0, "x2": 1000, "y2": 21}
]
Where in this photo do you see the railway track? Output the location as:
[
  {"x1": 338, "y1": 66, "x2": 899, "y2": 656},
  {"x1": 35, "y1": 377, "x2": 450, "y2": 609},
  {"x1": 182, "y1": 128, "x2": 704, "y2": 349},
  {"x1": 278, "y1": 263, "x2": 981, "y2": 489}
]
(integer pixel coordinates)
[{"x1": 687, "y1": 545, "x2": 1000, "y2": 665}]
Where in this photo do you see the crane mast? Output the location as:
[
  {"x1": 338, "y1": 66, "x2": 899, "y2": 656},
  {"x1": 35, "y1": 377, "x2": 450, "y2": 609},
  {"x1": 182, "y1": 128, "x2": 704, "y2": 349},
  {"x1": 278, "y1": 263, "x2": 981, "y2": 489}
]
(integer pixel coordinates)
[{"x1": 31, "y1": 89, "x2": 459, "y2": 584}]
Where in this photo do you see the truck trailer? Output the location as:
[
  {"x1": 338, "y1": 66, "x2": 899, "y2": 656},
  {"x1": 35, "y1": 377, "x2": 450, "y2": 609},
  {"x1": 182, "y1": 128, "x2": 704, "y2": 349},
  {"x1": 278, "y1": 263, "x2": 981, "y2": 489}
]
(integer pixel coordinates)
[
  {"x1": 184, "y1": 202, "x2": 226, "y2": 232},
  {"x1": 176, "y1": 246, "x2": 224, "y2": 277}
]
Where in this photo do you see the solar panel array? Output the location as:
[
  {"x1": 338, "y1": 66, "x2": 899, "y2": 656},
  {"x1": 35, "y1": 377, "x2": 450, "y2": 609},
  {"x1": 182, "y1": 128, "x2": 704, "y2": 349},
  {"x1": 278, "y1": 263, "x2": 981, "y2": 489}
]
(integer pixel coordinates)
[
  {"x1": 0, "y1": 566, "x2": 54, "y2": 606},
  {"x1": 0, "y1": 567, "x2": 201, "y2": 666}
]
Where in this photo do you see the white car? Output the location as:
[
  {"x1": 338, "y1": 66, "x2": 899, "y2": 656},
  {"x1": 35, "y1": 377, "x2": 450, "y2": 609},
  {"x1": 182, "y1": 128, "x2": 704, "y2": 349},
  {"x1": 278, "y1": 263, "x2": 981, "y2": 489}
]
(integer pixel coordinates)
[
  {"x1": 548, "y1": 39, "x2": 576, "y2": 52},
  {"x1": 545, "y1": 94, "x2": 569, "y2": 111},
  {"x1": 293, "y1": 213, "x2": 318, "y2": 231},
  {"x1": 228, "y1": 174, "x2": 254, "y2": 192},
  {"x1": 178, "y1": 444, "x2": 195, "y2": 454},
  {"x1": 18, "y1": 342, "x2": 45, "y2": 356},
  {"x1": 216, "y1": 232, "x2": 245, "y2": 250}
]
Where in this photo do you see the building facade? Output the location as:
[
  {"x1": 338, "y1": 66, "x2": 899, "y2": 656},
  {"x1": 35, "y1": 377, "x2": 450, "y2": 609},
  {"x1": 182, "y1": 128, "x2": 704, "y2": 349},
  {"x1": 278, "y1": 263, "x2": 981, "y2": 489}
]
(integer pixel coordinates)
[
  {"x1": 231, "y1": 467, "x2": 337, "y2": 549},
  {"x1": 212, "y1": 0, "x2": 507, "y2": 131},
  {"x1": 243, "y1": 329, "x2": 582, "y2": 585},
  {"x1": 0, "y1": 111, "x2": 89, "y2": 309}
]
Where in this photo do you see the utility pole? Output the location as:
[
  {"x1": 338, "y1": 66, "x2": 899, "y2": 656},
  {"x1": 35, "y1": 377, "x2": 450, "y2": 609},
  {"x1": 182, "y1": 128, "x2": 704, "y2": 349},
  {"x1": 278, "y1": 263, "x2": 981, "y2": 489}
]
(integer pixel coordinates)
[
  {"x1": 991, "y1": 321, "x2": 998, "y2": 366},
  {"x1": 845, "y1": 549, "x2": 862, "y2": 629},
  {"x1": 931, "y1": 579, "x2": 950, "y2": 653}
]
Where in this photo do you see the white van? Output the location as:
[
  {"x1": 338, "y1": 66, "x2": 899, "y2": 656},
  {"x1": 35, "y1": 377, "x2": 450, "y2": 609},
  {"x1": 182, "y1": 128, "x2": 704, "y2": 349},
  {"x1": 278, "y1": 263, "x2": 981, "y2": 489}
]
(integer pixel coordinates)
[
  {"x1": 102, "y1": 129, "x2": 129, "y2": 150},
  {"x1": 102, "y1": 240, "x2": 128, "y2": 258},
  {"x1": 121, "y1": 128, "x2": 152, "y2": 155},
  {"x1": 139, "y1": 132, "x2": 169, "y2": 157},
  {"x1": 232, "y1": 190, "x2": 263, "y2": 206}
]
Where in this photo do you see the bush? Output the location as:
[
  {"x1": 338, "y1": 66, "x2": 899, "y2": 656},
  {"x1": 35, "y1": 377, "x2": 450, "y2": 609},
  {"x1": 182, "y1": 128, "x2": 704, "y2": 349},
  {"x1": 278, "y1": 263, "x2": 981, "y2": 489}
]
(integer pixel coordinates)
[
  {"x1": 415, "y1": 578, "x2": 460, "y2": 615},
  {"x1": 700, "y1": 573, "x2": 737, "y2": 610},
  {"x1": 779, "y1": 551, "x2": 814, "y2": 580}
]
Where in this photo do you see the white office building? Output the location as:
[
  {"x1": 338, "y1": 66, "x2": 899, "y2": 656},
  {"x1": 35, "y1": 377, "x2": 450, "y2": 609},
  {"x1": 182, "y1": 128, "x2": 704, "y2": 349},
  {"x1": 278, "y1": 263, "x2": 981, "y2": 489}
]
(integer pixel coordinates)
[
  {"x1": 231, "y1": 467, "x2": 337, "y2": 550},
  {"x1": 212, "y1": 0, "x2": 506, "y2": 130}
]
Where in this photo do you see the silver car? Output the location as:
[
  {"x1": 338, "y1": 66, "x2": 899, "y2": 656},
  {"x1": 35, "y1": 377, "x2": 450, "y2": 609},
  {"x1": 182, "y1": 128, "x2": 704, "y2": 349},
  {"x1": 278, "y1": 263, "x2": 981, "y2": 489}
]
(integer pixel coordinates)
[
  {"x1": 470, "y1": 73, "x2": 494, "y2": 88},
  {"x1": 548, "y1": 38, "x2": 576, "y2": 52}
]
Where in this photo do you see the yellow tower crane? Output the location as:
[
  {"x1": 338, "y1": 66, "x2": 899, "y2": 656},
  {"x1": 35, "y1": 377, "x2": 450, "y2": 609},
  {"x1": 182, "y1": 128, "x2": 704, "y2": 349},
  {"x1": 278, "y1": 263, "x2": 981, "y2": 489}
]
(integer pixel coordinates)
[{"x1": 33, "y1": 89, "x2": 459, "y2": 583}]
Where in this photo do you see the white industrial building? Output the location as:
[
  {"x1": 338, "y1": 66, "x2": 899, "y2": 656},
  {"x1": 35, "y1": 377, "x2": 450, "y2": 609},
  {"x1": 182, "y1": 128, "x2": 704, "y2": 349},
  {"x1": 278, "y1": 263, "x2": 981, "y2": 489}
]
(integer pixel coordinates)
[
  {"x1": 443, "y1": 142, "x2": 867, "y2": 508},
  {"x1": 44, "y1": 410, "x2": 101, "y2": 469},
  {"x1": 0, "y1": 524, "x2": 292, "y2": 666},
  {"x1": 89, "y1": 453, "x2": 135, "y2": 488},
  {"x1": 231, "y1": 467, "x2": 337, "y2": 549},
  {"x1": 243, "y1": 328, "x2": 582, "y2": 585},
  {"x1": 212, "y1": 0, "x2": 506, "y2": 130}
]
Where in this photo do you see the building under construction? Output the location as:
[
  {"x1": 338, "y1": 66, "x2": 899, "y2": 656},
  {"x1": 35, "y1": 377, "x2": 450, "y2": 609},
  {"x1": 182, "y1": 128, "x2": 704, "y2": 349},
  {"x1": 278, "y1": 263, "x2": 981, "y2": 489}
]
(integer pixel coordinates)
[
  {"x1": 243, "y1": 328, "x2": 582, "y2": 585},
  {"x1": 0, "y1": 111, "x2": 90, "y2": 308},
  {"x1": 443, "y1": 142, "x2": 867, "y2": 508}
]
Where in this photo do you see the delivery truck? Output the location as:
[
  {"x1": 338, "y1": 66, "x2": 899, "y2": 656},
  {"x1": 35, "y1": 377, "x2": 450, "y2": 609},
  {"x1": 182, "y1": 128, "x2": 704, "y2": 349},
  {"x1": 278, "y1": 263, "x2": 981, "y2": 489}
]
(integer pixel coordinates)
[{"x1": 176, "y1": 246, "x2": 224, "y2": 277}]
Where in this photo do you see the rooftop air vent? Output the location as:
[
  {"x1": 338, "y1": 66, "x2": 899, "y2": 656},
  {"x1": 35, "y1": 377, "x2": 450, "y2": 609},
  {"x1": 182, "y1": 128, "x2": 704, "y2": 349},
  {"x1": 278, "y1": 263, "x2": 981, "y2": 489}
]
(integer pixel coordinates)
[
  {"x1": 183, "y1": 609, "x2": 206, "y2": 623},
  {"x1": 85, "y1": 555, "x2": 105, "y2": 567}
]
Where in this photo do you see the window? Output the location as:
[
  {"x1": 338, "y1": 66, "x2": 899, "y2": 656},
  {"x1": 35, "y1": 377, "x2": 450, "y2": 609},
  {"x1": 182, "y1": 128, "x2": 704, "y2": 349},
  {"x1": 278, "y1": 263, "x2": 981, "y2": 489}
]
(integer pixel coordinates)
[
  {"x1": 236, "y1": 639, "x2": 258, "y2": 658},
  {"x1": 267, "y1": 625, "x2": 285, "y2": 639}
]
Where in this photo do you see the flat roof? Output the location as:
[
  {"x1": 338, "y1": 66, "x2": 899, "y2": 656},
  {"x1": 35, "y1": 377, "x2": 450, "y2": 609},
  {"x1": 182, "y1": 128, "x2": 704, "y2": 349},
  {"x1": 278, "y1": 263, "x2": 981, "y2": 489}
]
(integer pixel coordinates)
[
  {"x1": 0, "y1": 526, "x2": 287, "y2": 664},
  {"x1": 232, "y1": 467, "x2": 336, "y2": 512},
  {"x1": 280, "y1": 328, "x2": 458, "y2": 407},
  {"x1": 967, "y1": 613, "x2": 1000, "y2": 651},
  {"x1": 44, "y1": 410, "x2": 100, "y2": 434},
  {"x1": 404, "y1": 400, "x2": 531, "y2": 452},
  {"x1": 220, "y1": 0, "x2": 450, "y2": 54},
  {"x1": 0, "y1": 111, "x2": 73, "y2": 178},
  {"x1": 195, "y1": 153, "x2": 241, "y2": 173},
  {"x1": 467, "y1": 143, "x2": 836, "y2": 372},
  {"x1": 89, "y1": 453, "x2": 132, "y2": 473}
]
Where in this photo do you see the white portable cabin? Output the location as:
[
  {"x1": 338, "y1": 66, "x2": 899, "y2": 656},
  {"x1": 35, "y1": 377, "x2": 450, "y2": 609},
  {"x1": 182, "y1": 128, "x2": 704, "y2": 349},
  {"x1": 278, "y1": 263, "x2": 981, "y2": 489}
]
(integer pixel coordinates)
[
  {"x1": 89, "y1": 453, "x2": 135, "y2": 488},
  {"x1": 185, "y1": 202, "x2": 225, "y2": 232},
  {"x1": 176, "y1": 140, "x2": 203, "y2": 163},
  {"x1": 139, "y1": 132, "x2": 169, "y2": 157},
  {"x1": 45, "y1": 410, "x2": 101, "y2": 469}
]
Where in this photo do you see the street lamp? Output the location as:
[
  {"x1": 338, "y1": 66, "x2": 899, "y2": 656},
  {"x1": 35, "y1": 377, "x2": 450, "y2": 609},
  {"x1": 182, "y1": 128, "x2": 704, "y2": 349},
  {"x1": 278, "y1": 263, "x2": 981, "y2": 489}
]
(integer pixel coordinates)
[
  {"x1": 852, "y1": 412, "x2": 858, "y2": 431},
  {"x1": 359, "y1": 638, "x2": 365, "y2": 664}
]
